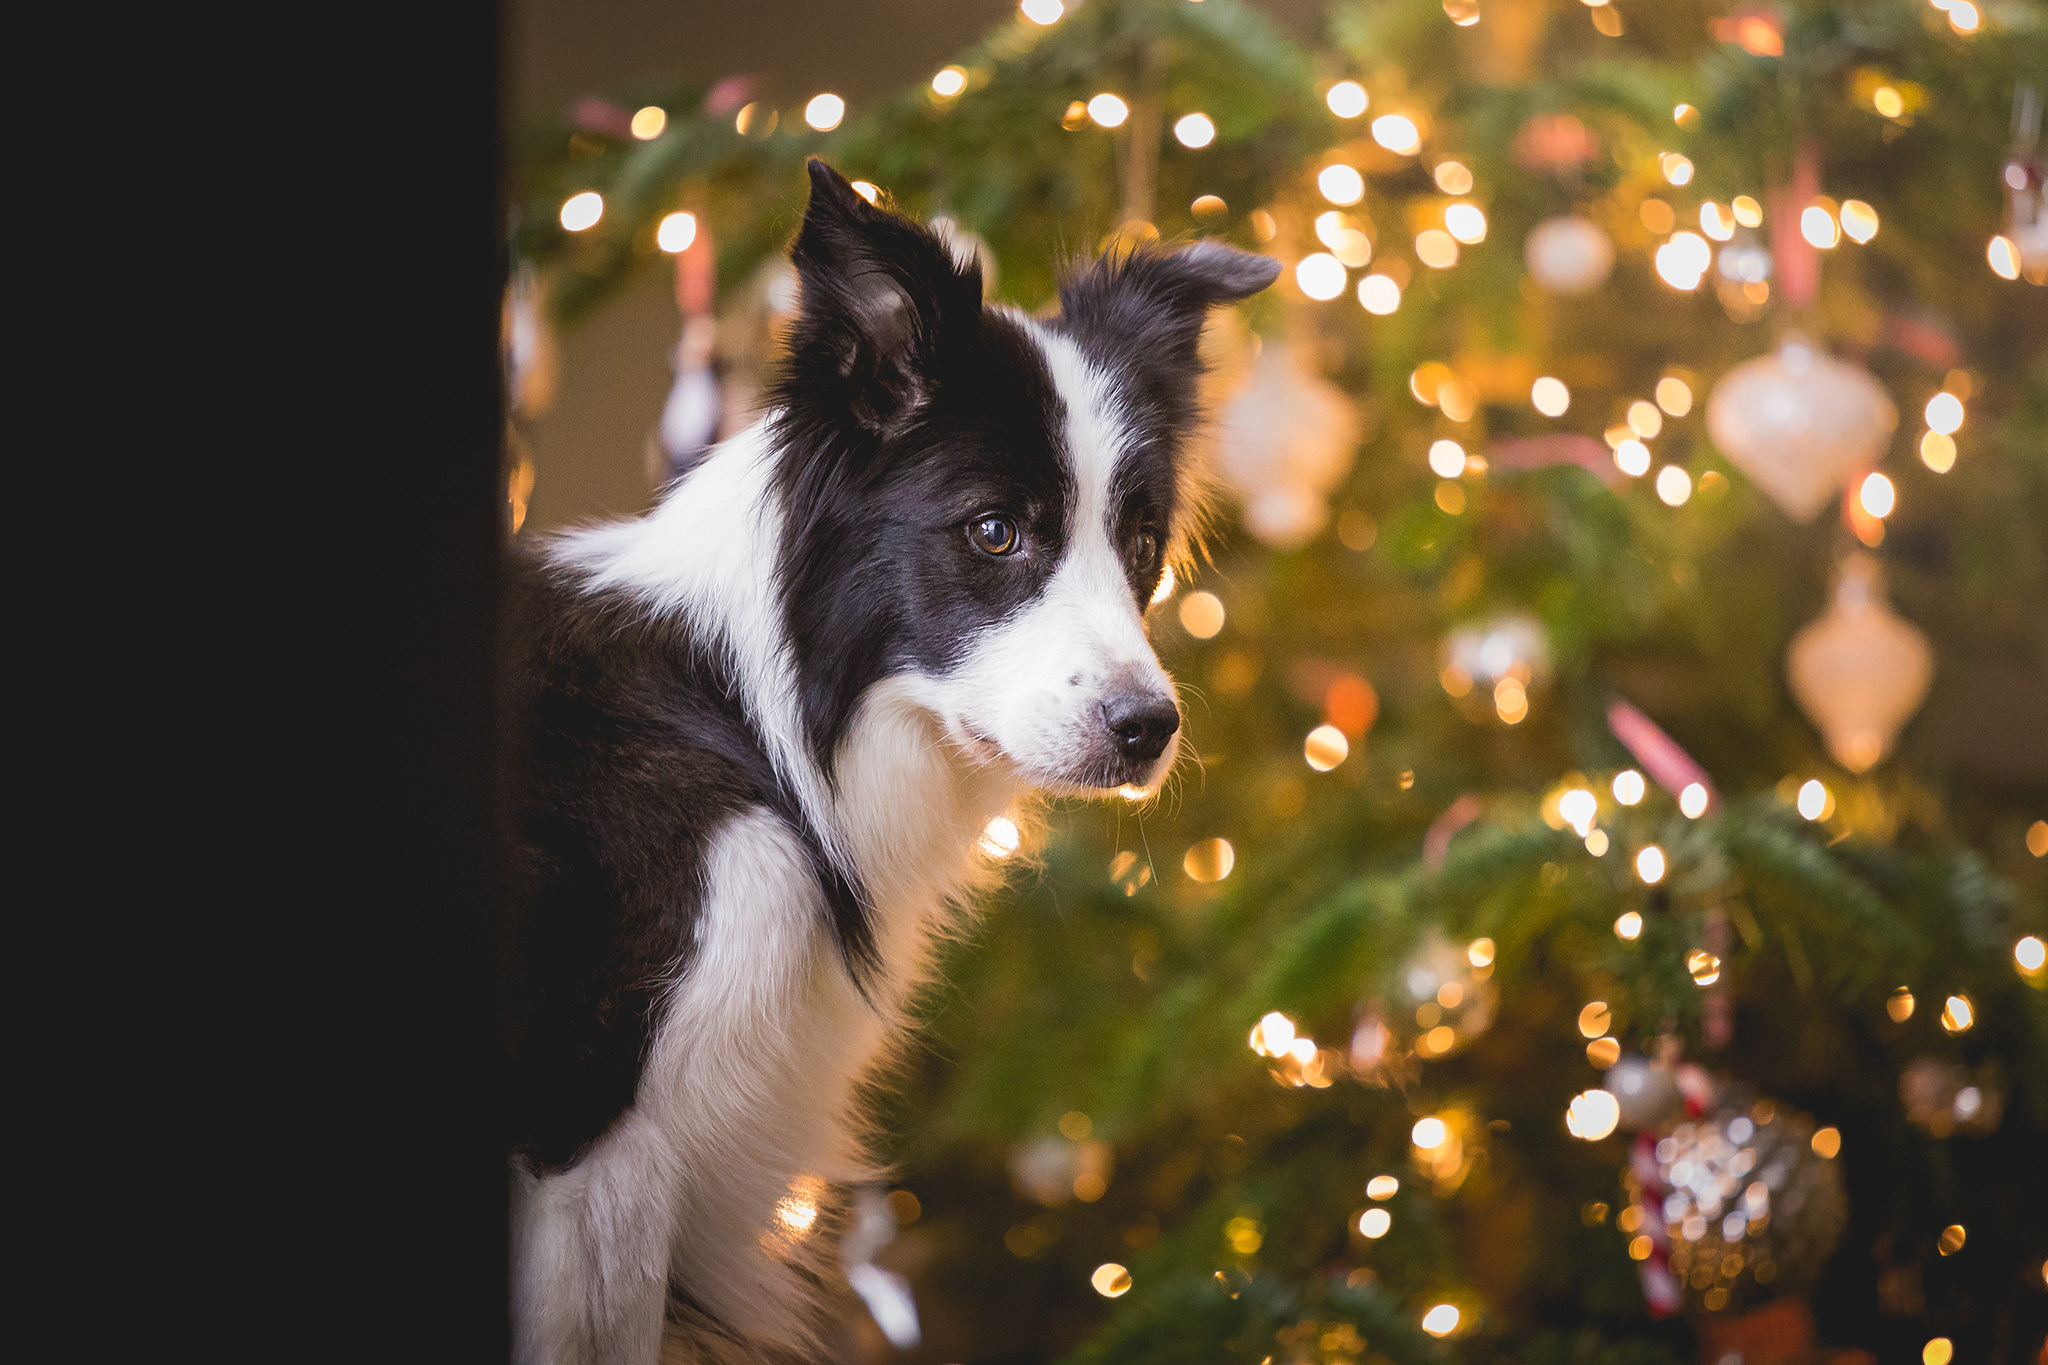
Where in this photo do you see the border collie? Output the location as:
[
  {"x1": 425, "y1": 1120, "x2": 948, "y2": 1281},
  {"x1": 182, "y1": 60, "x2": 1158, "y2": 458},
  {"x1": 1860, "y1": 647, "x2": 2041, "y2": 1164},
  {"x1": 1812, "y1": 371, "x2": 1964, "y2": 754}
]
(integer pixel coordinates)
[{"x1": 504, "y1": 160, "x2": 1278, "y2": 1364}]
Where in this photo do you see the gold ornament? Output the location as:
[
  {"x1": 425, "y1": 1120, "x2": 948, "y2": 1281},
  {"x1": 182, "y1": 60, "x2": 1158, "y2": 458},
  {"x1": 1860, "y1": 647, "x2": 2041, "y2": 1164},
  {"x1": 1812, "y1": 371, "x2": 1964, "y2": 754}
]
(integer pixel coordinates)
[
  {"x1": 1786, "y1": 553, "x2": 1933, "y2": 773},
  {"x1": 1706, "y1": 338, "x2": 1897, "y2": 522}
]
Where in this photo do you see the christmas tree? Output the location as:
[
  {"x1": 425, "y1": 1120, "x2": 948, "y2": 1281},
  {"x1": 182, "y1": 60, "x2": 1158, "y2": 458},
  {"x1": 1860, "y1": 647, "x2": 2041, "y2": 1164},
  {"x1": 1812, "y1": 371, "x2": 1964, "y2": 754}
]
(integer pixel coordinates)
[{"x1": 508, "y1": 1, "x2": 2048, "y2": 1360}]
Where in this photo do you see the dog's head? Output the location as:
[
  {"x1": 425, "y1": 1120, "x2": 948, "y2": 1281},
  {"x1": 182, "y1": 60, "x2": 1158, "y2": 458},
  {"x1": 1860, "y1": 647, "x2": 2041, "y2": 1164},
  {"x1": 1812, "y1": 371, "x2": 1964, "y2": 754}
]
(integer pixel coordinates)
[{"x1": 772, "y1": 160, "x2": 1278, "y2": 796}]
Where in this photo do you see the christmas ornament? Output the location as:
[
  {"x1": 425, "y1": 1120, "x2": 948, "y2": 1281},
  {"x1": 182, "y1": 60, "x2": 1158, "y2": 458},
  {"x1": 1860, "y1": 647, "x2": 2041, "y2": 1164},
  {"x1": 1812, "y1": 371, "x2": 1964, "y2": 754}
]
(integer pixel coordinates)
[
  {"x1": 1999, "y1": 86, "x2": 2048, "y2": 284},
  {"x1": 1607, "y1": 1054, "x2": 1683, "y2": 1131},
  {"x1": 1212, "y1": 340, "x2": 1361, "y2": 549},
  {"x1": 1513, "y1": 114, "x2": 1599, "y2": 173},
  {"x1": 1384, "y1": 930, "x2": 1498, "y2": 1060},
  {"x1": 1523, "y1": 215, "x2": 1614, "y2": 295},
  {"x1": 1706, "y1": 337, "x2": 1897, "y2": 522},
  {"x1": 1786, "y1": 553, "x2": 1933, "y2": 773},
  {"x1": 1899, "y1": 1057, "x2": 2005, "y2": 1138},
  {"x1": 1443, "y1": 612, "x2": 1551, "y2": 724},
  {"x1": 1625, "y1": 1097, "x2": 1848, "y2": 1318}
]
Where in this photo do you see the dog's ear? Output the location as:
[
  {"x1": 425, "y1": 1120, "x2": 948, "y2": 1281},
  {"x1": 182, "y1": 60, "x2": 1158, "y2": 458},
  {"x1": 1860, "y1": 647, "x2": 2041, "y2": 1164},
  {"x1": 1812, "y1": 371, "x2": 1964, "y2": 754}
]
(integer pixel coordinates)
[
  {"x1": 1057, "y1": 241, "x2": 1281, "y2": 370},
  {"x1": 781, "y1": 159, "x2": 984, "y2": 433}
]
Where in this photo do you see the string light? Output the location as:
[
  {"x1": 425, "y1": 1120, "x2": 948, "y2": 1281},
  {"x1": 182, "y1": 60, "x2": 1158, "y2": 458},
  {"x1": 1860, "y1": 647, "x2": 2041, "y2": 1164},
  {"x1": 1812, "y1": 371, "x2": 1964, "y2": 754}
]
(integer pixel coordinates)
[
  {"x1": 1874, "y1": 85, "x2": 1906, "y2": 118},
  {"x1": 1940, "y1": 994, "x2": 1974, "y2": 1033},
  {"x1": 804, "y1": 93, "x2": 845, "y2": 131},
  {"x1": 1655, "y1": 231, "x2": 1711, "y2": 289},
  {"x1": 1947, "y1": 1, "x2": 1979, "y2": 33},
  {"x1": 1180, "y1": 591, "x2": 1225, "y2": 638},
  {"x1": 1920, "y1": 431, "x2": 1956, "y2": 472},
  {"x1": 1923, "y1": 1339, "x2": 1953, "y2": 1365},
  {"x1": 1858, "y1": 472, "x2": 1896, "y2": 519},
  {"x1": 1296, "y1": 253, "x2": 1348, "y2": 300},
  {"x1": 1359, "y1": 1207, "x2": 1392, "y2": 1237},
  {"x1": 1367, "y1": 1175, "x2": 1400, "y2": 1199},
  {"x1": 1304, "y1": 725, "x2": 1350, "y2": 771},
  {"x1": 1613, "y1": 770, "x2": 1646, "y2": 805},
  {"x1": 1939, "y1": 1224, "x2": 1967, "y2": 1255},
  {"x1": 1811, "y1": 1126, "x2": 1842, "y2": 1158},
  {"x1": 1656, "y1": 376, "x2": 1694, "y2": 415},
  {"x1": 1729, "y1": 195, "x2": 1763, "y2": 228},
  {"x1": 1797, "y1": 779, "x2": 1829, "y2": 820},
  {"x1": 1434, "y1": 160, "x2": 1474, "y2": 194},
  {"x1": 1416, "y1": 229, "x2": 1459, "y2": 268},
  {"x1": 1585, "y1": 829, "x2": 1610, "y2": 856},
  {"x1": 1656, "y1": 466, "x2": 1693, "y2": 506},
  {"x1": 1679, "y1": 781, "x2": 1709, "y2": 816},
  {"x1": 1420, "y1": 1304, "x2": 1461, "y2": 1337},
  {"x1": 1019, "y1": 0, "x2": 1064, "y2": 24},
  {"x1": 657, "y1": 211, "x2": 698, "y2": 253},
  {"x1": 1687, "y1": 949, "x2": 1721, "y2": 985},
  {"x1": 931, "y1": 66, "x2": 968, "y2": 98},
  {"x1": 560, "y1": 191, "x2": 604, "y2": 232},
  {"x1": 1184, "y1": 837, "x2": 1235, "y2": 882},
  {"x1": 1615, "y1": 911, "x2": 1643, "y2": 940},
  {"x1": 1087, "y1": 93, "x2": 1129, "y2": 127},
  {"x1": 1558, "y1": 787, "x2": 1597, "y2": 833},
  {"x1": 1925, "y1": 392, "x2": 1964, "y2": 434},
  {"x1": 1249, "y1": 1011, "x2": 1296, "y2": 1055},
  {"x1": 1443, "y1": 0, "x2": 1480, "y2": 26},
  {"x1": 1988, "y1": 234, "x2": 2022, "y2": 280},
  {"x1": 1444, "y1": 202, "x2": 1487, "y2": 243},
  {"x1": 1318, "y1": 163, "x2": 1365, "y2": 205},
  {"x1": 1888, "y1": 987, "x2": 1916, "y2": 1022},
  {"x1": 2017, "y1": 936, "x2": 2046, "y2": 972},
  {"x1": 1371, "y1": 114, "x2": 1421, "y2": 154},
  {"x1": 1191, "y1": 194, "x2": 1227, "y2": 216},
  {"x1": 1326, "y1": 81, "x2": 1370, "y2": 118},
  {"x1": 1615, "y1": 440, "x2": 1651, "y2": 477},
  {"x1": 1700, "y1": 202, "x2": 1735, "y2": 241},
  {"x1": 630, "y1": 106, "x2": 666, "y2": 139},
  {"x1": 1428, "y1": 439, "x2": 1468, "y2": 478},
  {"x1": 1091, "y1": 1263, "x2": 1132, "y2": 1297},
  {"x1": 1636, "y1": 844, "x2": 1666, "y2": 884},
  {"x1": 1567, "y1": 1089, "x2": 1620, "y2": 1140},
  {"x1": 1840, "y1": 200, "x2": 1879, "y2": 242},
  {"x1": 1358, "y1": 273, "x2": 1402, "y2": 314},
  {"x1": 1412, "y1": 1115, "x2": 1448, "y2": 1149},
  {"x1": 1578, "y1": 1001, "x2": 1611, "y2": 1038},
  {"x1": 1532, "y1": 376, "x2": 1570, "y2": 415},
  {"x1": 1628, "y1": 401, "x2": 1664, "y2": 438},
  {"x1": 2030, "y1": 820, "x2": 2048, "y2": 857},
  {"x1": 1801, "y1": 205, "x2": 1841, "y2": 248},
  {"x1": 1468, "y1": 938, "x2": 1496, "y2": 968},
  {"x1": 1174, "y1": 113, "x2": 1216, "y2": 148},
  {"x1": 1659, "y1": 152, "x2": 1695, "y2": 185}
]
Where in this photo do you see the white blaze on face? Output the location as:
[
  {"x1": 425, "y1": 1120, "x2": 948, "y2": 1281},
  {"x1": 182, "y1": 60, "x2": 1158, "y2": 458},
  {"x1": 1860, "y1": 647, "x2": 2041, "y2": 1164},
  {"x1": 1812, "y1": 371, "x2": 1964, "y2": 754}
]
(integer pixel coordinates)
[{"x1": 916, "y1": 325, "x2": 1179, "y2": 793}]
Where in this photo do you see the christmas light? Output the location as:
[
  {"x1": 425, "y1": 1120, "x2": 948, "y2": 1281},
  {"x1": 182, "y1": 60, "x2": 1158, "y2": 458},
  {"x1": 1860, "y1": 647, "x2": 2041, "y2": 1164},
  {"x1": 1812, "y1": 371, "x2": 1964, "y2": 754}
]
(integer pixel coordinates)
[
  {"x1": 657, "y1": 211, "x2": 698, "y2": 253},
  {"x1": 1437, "y1": 481, "x2": 1468, "y2": 516},
  {"x1": 2017, "y1": 936, "x2": 2046, "y2": 971},
  {"x1": 1858, "y1": 472, "x2": 1895, "y2": 519},
  {"x1": 1358, "y1": 274, "x2": 1401, "y2": 314},
  {"x1": 630, "y1": 106, "x2": 666, "y2": 139},
  {"x1": 1019, "y1": 0, "x2": 1063, "y2": 24},
  {"x1": 1087, "y1": 93, "x2": 1128, "y2": 127},
  {"x1": 1587, "y1": 1037, "x2": 1621, "y2": 1066},
  {"x1": 1940, "y1": 994, "x2": 1974, "y2": 1033},
  {"x1": 1731, "y1": 195, "x2": 1764, "y2": 228},
  {"x1": 931, "y1": 66, "x2": 968, "y2": 98},
  {"x1": 560, "y1": 191, "x2": 604, "y2": 232},
  {"x1": 1613, "y1": 770, "x2": 1646, "y2": 804},
  {"x1": 1421, "y1": 1303, "x2": 1461, "y2": 1337},
  {"x1": 1428, "y1": 439, "x2": 1468, "y2": 478},
  {"x1": 1359, "y1": 1208, "x2": 1391, "y2": 1237},
  {"x1": 1468, "y1": 938, "x2": 1496, "y2": 967},
  {"x1": 1888, "y1": 987, "x2": 1915, "y2": 1022},
  {"x1": 1559, "y1": 787, "x2": 1596, "y2": 832},
  {"x1": 1674, "y1": 102, "x2": 1699, "y2": 126},
  {"x1": 1184, "y1": 837, "x2": 1235, "y2": 882},
  {"x1": 1444, "y1": 202, "x2": 1487, "y2": 243},
  {"x1": 1174, "y1": 113, "x2": 1215, "y2": 148},
  {"x1": 1656, "y1": 376, "x2": 1693, "y2": 415},
  {"x1": 804, "y1": 94, "x2": 845, "y2": 131},
  {"x1": 1304, "y1": 725, "x2": 1349, "y2": 771},
  {"x1": 1443, "y1": 0, "x2": 1480, "y2": 26},
  {"x1": 1801, "y1": 205, "x2": 1841, "y2": 248},
  {"x1": 1798, "y1": 779, "x2": 1829, "y2": 819},
  {"x1": 1636, "y1": 844, "x2": 1666, "y2": 884},
  {"x1": 1190, "y1": 194, "x2": 1227, "y2": 216},
  {"x1": 1656, "y1": 466, "x2": 1693, "y2": 506},
  {"x1": 1090, "y1": 1263, "x2": 1132, "y2": 1297},
  {"x1": 1700, "y1": 202, "x2": 1735, "y2": 241},
  {"x1": 1920, "y1": 431, "x2": 1956, "y2": 472},
  {"x1": 1939, "y1": 1224, "x2": 1967, "y2": 1255},
  {"x1": 1924, "y1": 1339, "x2": 1953, "y2": 1365},
  {"x1": 1988, "y1": 234, "x2": 2022, "y2": 280},
  {"x1": 1494, "y1": 676, "x2": 1527, "y2": 722},
  {"x1": 1659, "y1": 152, "x2": 1694, "y2": 185},
  {"x1": 1180, "y1": 591, "x2": 1225, "y2": 638},
  {"x1": 1840, "y1": 200, "x2": 1879, "y2": 242},
  {"x1": 1416, "y1": 229, "x2": 1459, "y2": 268},
  {"x1": 2031, "y1": 820, "x2": 2048, "y2": 856},
  {"x1": 1367, "y1": 1175, "x2": 1399, "y2": 1199},
  {"x1": 1615, "y1": 440, "x2": 1651, "y2": 477},
  {"x1": 1874, "y1": 86, "x2": 1905, "y2": 118},
  {"x1": 1371, "y1": 114, "x2": 1421, "y2": 154},
  {"x1": 1578, "y1": 1001, "x2": 1611, "y2": 1037},
  {"x1": 1947, "y1": 1, "x2": 1978, "y2": 33},
  {"x1": 1655, "y1": 231, "x2": 1710, "y2": 289},
  {"x1": 1925, "y1": 392, "x2": 1964, "y2": 434},
  {"x1": 1412, "y1": 1116, "x2": 1448, "y2": 1149},
  {"x1": 1326, "y1": 81, "x2": 1369, "y2": 118},
  {"x1": 1434, "y1": 160, "x2": 1474, "y2": 194},
  {"x1": 1811, "y1": 1126, "x2": 1842, "y2": 1158},
  {"x1": 1531, "y1": 377, "x2": 1570, "y2": 415},
  {"x1": 1567, "y1": 1089, "x2": 1620, "y2": 1140},
  {"x1": 1628, "y1": 401, "x2": 1664, "y2": 438},
  {"x1": 1250, "y1": 1011, "x2": 1296, "y2": 1055},
  {"x1": 1687, "y1": 949, "x2": 1721, "y2": 985},
  {"x1": 1295, "y1": 253, "x2": 1348, "y2": 300},
  {"x1": 977, "y1": 815, "x2": 1021, "y2": 859},
  {"x1": 1585, "y1": 829, "x2": 1609, "y2": 856},
  {"x1": 1615, "y1": 911, "x2": 1643, "y2": 940},
  {"x1": 1680, "y1": 781, "x2": 1709, "y2": 816},
  {"x1": 1317, "y1": 163, "x2": 1365, "y2": 205}
]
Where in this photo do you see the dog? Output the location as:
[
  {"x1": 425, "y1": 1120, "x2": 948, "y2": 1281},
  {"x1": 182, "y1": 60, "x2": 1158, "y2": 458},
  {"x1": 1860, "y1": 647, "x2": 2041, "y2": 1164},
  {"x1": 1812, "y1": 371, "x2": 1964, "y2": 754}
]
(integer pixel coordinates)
[{"x1": 503, "y1": 159, "x2": 1278, "y2": 1363}]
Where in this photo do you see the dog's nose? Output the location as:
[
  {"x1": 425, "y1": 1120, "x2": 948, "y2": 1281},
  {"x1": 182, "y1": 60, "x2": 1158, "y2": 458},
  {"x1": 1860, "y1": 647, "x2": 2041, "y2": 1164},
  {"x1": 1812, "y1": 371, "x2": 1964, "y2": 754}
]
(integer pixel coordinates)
[{"x1": 1103, "y1": 693, "x2": 1180, "y2": 764}]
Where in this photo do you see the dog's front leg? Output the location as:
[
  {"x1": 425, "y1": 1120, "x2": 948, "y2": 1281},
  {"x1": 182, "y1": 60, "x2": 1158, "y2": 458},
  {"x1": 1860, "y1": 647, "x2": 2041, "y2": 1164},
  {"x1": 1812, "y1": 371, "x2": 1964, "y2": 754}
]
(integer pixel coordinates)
[{"x1": 512, "y1": 1134, "x2": 678, "y2": 1365}]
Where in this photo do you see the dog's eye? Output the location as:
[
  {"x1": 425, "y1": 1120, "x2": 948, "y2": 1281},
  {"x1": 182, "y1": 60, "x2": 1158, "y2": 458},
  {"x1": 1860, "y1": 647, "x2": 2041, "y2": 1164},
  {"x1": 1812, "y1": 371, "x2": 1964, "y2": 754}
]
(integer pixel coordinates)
[
  {"x1": 1130, "y1": 529, "x2": 1160, "y2": 568},
  {"x1": 968, "y1": 514, "x2": 1020, "y2": 556}
]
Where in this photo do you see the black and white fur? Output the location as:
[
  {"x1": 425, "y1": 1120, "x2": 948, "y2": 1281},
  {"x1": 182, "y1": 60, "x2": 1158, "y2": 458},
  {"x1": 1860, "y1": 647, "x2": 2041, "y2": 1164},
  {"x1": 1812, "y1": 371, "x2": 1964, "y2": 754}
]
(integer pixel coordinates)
[{"x1": 502, "y1": 161, "x2": 1278, "y2": 1364}]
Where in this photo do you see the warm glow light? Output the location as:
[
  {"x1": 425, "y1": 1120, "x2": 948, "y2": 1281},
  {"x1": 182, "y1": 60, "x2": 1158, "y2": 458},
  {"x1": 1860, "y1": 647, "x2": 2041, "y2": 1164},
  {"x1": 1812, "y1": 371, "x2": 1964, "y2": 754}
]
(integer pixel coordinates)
[
  {"x1": 1840, "y1": 200, "x2": 1879, "y2": 243},
  {"x1": 1615, "y1": 911, "x2": 1643, "y2": 940},
  {"x1": 1296, "y1": 253, "x2": 1348, "y2": 300},
  {"x1": 1659, "y1": 152, "x2": 1695, "y2": 186},
  {"x1": 2031, "y1": 820, "x2": 2048, "y2": 857},
  {"x1": 850, "y1": 181, "x2": 880, "y2": 203},
  {"x1": 1305, "y1": 725, "x2": 1350, "y2": 771},
  {"x1": 1326, "y1": 81, "x2": 1370, "y2": 118},
  {"x1": 1020, "y1": 0, "x2": 1064, "y2": 24},
  {"x1": 1924, "y1": 1338, "x2": 1954, "y2": 1365},
  {"x1": 804, "y1": 93, "x2": 845, "y2": 131},
  {"x1": 1988, "y1": 234, "x2": 2022, "y2": 280},
  {"x1": 1174, "y1": 112, "x2": 1216, "y2": 148},
  {"x1": 1420, "y1": 1303, "x2": 1461, "y2": 1337},
  {"x1": 1359, "y1": 1208, "x2": 1392, "y2": 1238},
  {"x1": 1801, "y1": 205, "x2": 1841, "y2": 248},
  {"x1": 1811, "y1": 1126, "x2": 1842, "y2": 1158},
  {"x1": 1888, "y1": 987, "x2": 1916, "y2": 1022},
  {"x1": 1613, "y1": 770, "x2": 1646, "y2": 805},
  {"x1": 931, "y1": 66, "x2": 968, "y2": 98},
  {"x1": 1191, "y1": 194, "x2": 1227, "y2": 217},
  {"x1": 978, "y1": 815, "x2": 1021, "y2": 859},
  {"x1": 1468, "y1": 937, "x2": 1496, "y2": 968},
  {"x1": 1859, "y1": 472, "x2": 1896, "y2": 519},
  {"x1": 1358, "y1": 273, "x2": 1402, "y2": 314},
  {"x1": 1434, "y1": 160, "x2": 1474, "y2": 195},
  {"x1": 1615, "y1": 440, "x2": 1651, "y2": 478},
  {"x1": 560, "y1": 191, "x2": 604, "y2": 232},
  {"x1": 1940, "y1": 1224, "x2": 1967, "y2": 1255},
  {"x1": 1947, "y1": 1, "x2": 1979, "y2": 33},
  {"x1": 1317, "y1": 163, "x2": 1365, "y2": 205},
  {"x1": 1636, "y1": 845, "x2": 1666, "y2": 884},
  {"x1": 1700, "y1": 202, "x2": 1735, "y2": 241},
  {"x1": 1925, "y1": 392, "x2": 1964, "y2": 435},
  {"x1": 1532, "y1": 377, "x2": 1570, "y2": 416},
  {"x1": 1368, "y1": 1175, "x2": 1400, "y2": 1199},
  {"x1": 1920, "y1": 431, "x2": 1956, "y2": 472},
  {"x1": 2016, "y1": 936, "x2": 2046, "y2": 971},
  {"x1": 1940, "y1": 994, "x2": 1974, "y2": 1033},
  {"x1": 1559, "y1": 787, "x2": 1597, "y2": 833},
  {"x1": 1253, "y1": 1011, "x2": 1296, "y2": 1055},
  {"x1": 1416, "y1": 229, "x2": 1459, "y2": 268},
  {"x1": 1567, "y1": 1089, "x2": 1620, "y2": 1140},
  {"x1": 657, "y1": 211, "x2": 698, "y2": 253},
  {"x1": 1679, "y1": 782, "x2": 1709, "y2": 817},
  {"x1": 1688, "y1": 949, "x2": 1721, "y2": 985},
  {"x1": 1731, "y1": 195, "x2": 1763, "y2": 228},
  {"x1": 1444, "y1": 202, "x2": 1488, "y2": 244},
  {"x1": 1655, "y1": 231, "x2": 1710, "y2": 289},
  {"x1": 1180, "y1": 591, "x2": 1226, "y2": 638},
  {"x1": 1656, "y1": 376, "x2": 1693, "y2": 416},
  {"x1": 1184, "y1": 837, "x2": 1235, "y2": 883},
  {"x1": 1412, "y1": 1116, "x2": 1448, "y2": 1149},
  {"x1": 1371, "y1": 114, "x2": 1421, "y2": 155},
  {"x1": 630, "y1": 106, "x2": 667, "y2": 139},
  {"x1": 1428, "y1": 439, "x2": 1468, "y2": 478},
  {"x1": 1628, "y1": 401, "x2": 1664, "y2": 439},
  {"x1": 1585, "y1": 829, "x2": 1610, "y2": 856},
  {"x1": 1578, "y1": 1000, "x2": 1611, "y2": 1038},
  {"x1": 1798, "y1": 780, "x2": 1829, "y2": 820},
  {"x1": 1088, "y1": 93, "x2": 1129, "y2": 127},
  {"x1": 1091, "y1": 1263, "x2": 1132, "y2": 1297},
  {"x1": 1656, "y1": 466, "x2": 1693, "y2": 506}
]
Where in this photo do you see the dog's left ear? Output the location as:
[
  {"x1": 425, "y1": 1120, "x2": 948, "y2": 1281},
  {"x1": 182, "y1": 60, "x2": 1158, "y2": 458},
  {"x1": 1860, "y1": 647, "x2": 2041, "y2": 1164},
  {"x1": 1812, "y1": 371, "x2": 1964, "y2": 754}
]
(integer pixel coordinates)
[
  {"x1": 1057, "y1": 241, "x2": 1281, "y2": 370},
  {"x1": 781, "y1": 159, "x2": 984, "y2": 433}
]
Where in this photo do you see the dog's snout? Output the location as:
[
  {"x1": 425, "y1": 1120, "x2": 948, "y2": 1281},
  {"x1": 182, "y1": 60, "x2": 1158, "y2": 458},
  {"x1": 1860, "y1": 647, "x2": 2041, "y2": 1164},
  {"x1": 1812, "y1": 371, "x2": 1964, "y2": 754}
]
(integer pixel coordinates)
[{"x1": 1103, "y1": 693, "x2": 1180, "y2": 764}]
